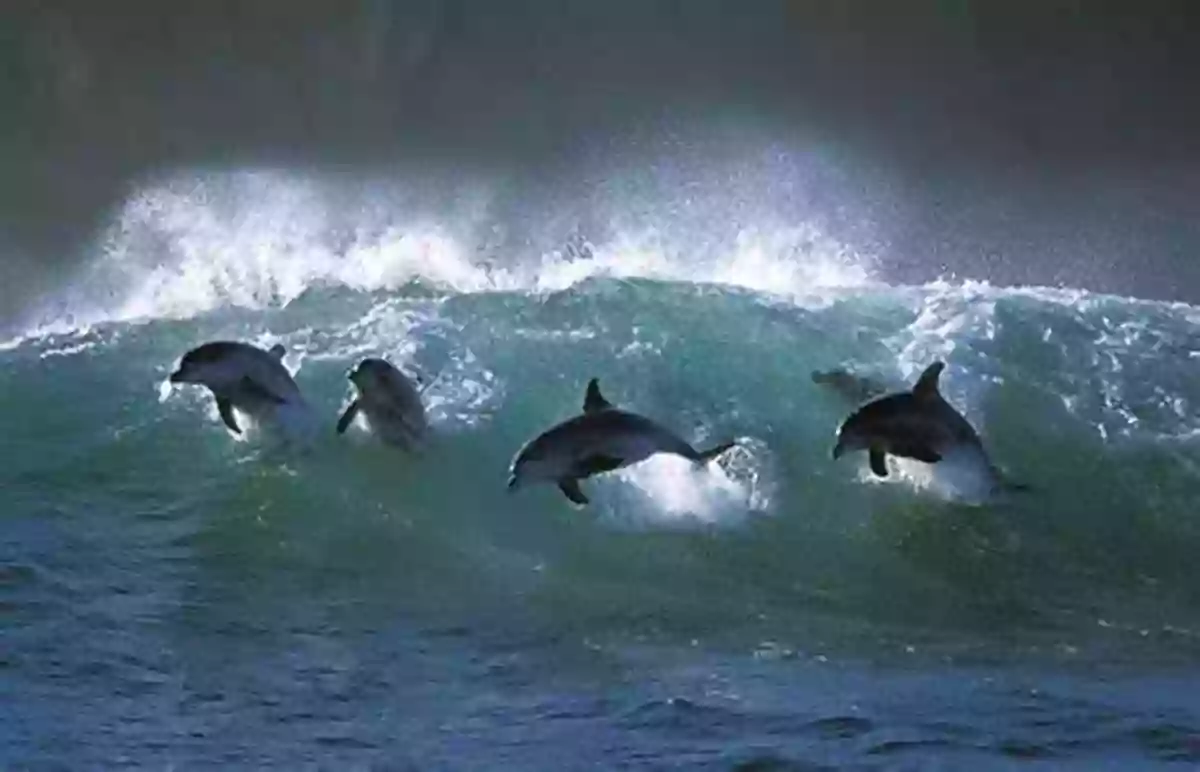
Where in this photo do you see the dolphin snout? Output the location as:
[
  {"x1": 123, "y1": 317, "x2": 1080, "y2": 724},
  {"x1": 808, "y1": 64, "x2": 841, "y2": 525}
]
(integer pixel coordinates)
[
  {"x1": 831, "y1": 442, "x2": 844, "y2": 460},
  {"x1": 168, "y1": 369, "x2": 185, "y2": 383}
]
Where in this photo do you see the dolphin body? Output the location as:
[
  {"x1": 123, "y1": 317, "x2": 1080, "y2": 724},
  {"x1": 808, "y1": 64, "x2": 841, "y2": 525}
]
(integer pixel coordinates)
[
  {"x1": 831, "y1": 360, "x2": 1027, "y2": 493},
  {"x1": 507, "y1": 379, "x2": 738, "y2": 506},
  {"x1": 336, "y1": 357, "x2": 429, "y2": 450},
  {"x1": 811, "y1": 367, "x2": 891, "y2": 406},
  {"x1": 168, "y1": 340, "x2": 307, "y2": 435}
]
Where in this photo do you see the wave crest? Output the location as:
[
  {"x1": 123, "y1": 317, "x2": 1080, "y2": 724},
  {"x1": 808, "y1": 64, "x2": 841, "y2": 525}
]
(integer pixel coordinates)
[{"x1": 32, "y1": 168, "x2": 875, "y2": 331}]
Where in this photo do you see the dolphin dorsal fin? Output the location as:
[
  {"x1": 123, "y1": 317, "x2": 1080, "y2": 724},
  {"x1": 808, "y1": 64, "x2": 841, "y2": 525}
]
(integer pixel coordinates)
[
  {"x1": 912, "y1": 361, "x2": 945, "y2": 401},
  {"x1": 583, "y1": 378, "x2": 613, "y2": 413},
  {"x1": 268, "y1": 344, "x2": 286, "y2": 360}
]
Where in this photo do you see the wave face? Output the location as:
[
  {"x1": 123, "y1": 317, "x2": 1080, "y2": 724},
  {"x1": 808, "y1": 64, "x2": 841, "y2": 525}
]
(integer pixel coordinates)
[{"x1": 4, "y1": 170, "x2": 1200, "y2": 769}]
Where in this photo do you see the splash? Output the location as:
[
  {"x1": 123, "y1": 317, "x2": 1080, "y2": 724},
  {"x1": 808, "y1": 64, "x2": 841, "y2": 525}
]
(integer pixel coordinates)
[
  {"x1": 611, "y1": 436, "x2": 775, "y2": 529},
  {"x1": 861, "y1": 446, "x2": 1004, "y2": 507},
  {"x1": 27, "y1": 167, "x2": 876, "y2": 334}
]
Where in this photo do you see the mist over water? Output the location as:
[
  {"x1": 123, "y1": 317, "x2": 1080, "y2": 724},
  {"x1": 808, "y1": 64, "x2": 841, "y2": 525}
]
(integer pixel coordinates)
[
  {"x1": 5, "y1": 2, "x2": 1200, "y2": 769},
  {"x1": 5, "y1": 0, "x2": 1200, "y2": 325}
]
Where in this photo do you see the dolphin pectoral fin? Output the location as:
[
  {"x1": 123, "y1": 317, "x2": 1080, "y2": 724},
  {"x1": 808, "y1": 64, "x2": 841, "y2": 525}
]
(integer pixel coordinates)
[
  {"x1": 577, "y1": 454, "x2": 625, "y2": 477},
  {"x1": 216, "y1": 398, "x2": 242, "y2": 434},
  {"x1": 240, "y1": 377, "x2": 287, "y2": 405},
  {"x1": 558, "y1": 478, "x2": 589, "y2": 506},
  {"x1": 695, "y1": 440, "x2": 737, "y2": 465},
  {"x1": 582, "y1": 378, "x2": 614, "y2": 413},
  {"x1": 336, "y1": 400, "x2": 360, "y2": 434},
  {"x1": 868, "y1": 447, "x2": 889, "y2": 477}
]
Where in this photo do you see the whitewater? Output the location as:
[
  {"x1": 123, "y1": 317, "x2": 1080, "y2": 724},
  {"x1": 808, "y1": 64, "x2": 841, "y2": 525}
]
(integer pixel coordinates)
[{"x1": 3, "y1": 169, "x2": 1200, "y2": 770}]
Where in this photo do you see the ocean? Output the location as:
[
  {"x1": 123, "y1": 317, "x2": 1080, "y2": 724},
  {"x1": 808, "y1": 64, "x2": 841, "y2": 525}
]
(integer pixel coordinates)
[
  {"x1": 5, "y1": 2, "x2": 1200, "y2": 769},
  {"x1": 2, "y1": 167, "x2": 1200, "y2": 769}
]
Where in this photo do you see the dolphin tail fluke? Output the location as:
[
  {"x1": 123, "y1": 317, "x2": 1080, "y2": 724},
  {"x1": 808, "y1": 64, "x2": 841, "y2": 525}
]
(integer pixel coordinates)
[{"x1": 694, "y1": 440, "x2": 737, "y2": 465}]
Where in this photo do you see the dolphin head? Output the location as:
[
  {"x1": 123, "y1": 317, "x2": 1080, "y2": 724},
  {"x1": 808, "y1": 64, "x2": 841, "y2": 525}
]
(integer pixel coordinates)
[
  {"x1": 349, "y1": 356, "x2": 426, "y2": 403},
  {"x1": 506, "y1": 433, "x2": 571, "y2": 493},
  {"x1": 169, "y1": 342, "x2": 242, "y2": 387},
  {"x1": 348, "y1": 357, "x2": 392, "y2": 389},
  {"x1": 831, "y1": 413, "x2": 873, "y2": 460},
  {"x1": 506, "y1": 446, "x2": 539, "y2": 492},
  {"x1": 169, "y1": 349, "x2": 205, "y2": 384}
]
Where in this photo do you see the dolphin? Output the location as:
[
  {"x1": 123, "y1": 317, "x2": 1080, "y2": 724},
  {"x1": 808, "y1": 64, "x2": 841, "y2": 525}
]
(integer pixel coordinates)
[
  {"x1": 507, "y1": 378, "x2": 738, "y2": 506},
  {"x1": 811, "y1": 367, "x2": 891, "y2": 406},
  {"x1": 336, "y1": 357, "x2": 429, "y2": 450},
  {"x1": 831, "y1": 360, "x2": 1026, "y2": 492},
  {"x1": 168, "y1": 340, "x2": 307, "y2": 435}
]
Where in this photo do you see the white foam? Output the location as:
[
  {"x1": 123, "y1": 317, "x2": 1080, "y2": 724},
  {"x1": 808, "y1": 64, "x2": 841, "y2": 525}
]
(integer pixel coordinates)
[
  {"x1": 520, "y1": 223, "x2": 875, "y2": 305},
  {"x1": 857, "y1": 444, "x2": 1002, "y2": 507},
  {"x1": 92, "y1": 175, "x2": 484, "y2": 323},
  {"x1": 605, "y1": 437, "x2": 774, "y2": 529},
  {"x1": 23, "y1": 167, "x2": 877, "y2": 335},
  {"x1": 214, "y1": 399, "x2": 322, "y2": 450},
  {"x1": 882, "y1": 276, "x2": 1200, "y2": 444}
]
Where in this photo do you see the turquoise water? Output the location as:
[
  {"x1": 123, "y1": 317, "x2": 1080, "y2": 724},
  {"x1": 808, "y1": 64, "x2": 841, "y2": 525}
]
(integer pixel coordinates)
[{"x1": 3, "y1": 171, "x2": 1200, "y2": 769}]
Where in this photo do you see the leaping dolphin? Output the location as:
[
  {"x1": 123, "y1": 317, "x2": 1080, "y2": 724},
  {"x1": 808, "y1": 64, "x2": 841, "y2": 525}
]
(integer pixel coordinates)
[
  {"x1": 831, "y1": 360, "x2": 1027, "y2": 493},
  {"x1": 507, "y1": 378, "x2": 738, "y2": 506},
  {"x1": 337, "y1": 357, "x2": 429, "y2": 450},
  {"x1": 811, "y1": 367, "x2": 891, "y2": 405},
  {"x1": 168, "y1": 340, "x2": 307, "y2": 435}
]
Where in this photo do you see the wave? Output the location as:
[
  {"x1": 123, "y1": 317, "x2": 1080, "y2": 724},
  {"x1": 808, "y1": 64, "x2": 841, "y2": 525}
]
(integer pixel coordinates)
[
  {"x1": 12, "y1": 163, "x2": 874, "y2": 334},
  {"x1": 3, "y1": 168, "x2": 1200, "y2": 664}
]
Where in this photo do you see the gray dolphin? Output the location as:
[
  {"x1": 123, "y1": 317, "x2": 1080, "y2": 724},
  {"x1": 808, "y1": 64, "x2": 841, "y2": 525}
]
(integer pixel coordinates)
[
  {"x1": 168, "y1": 340, "x2": 306, "y2": 434},
  {"x1": 831, "y1": 360, "x2": 1026, "y2": 491},
  {"x1": 811, "y1": 367, "x2": 891, "y2": 405},
  {"x1": 337, "y1": 357, "x2": 429, "y2": 450},
  {"x1": 507, "y1": 378, "x2": 738, "y2": 506}
]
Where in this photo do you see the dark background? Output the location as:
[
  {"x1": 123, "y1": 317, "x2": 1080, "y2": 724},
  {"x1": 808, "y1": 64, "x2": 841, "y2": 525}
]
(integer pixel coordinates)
[{"x1": 4, "y1": 0, "x2": 1199, "y2": 318}]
